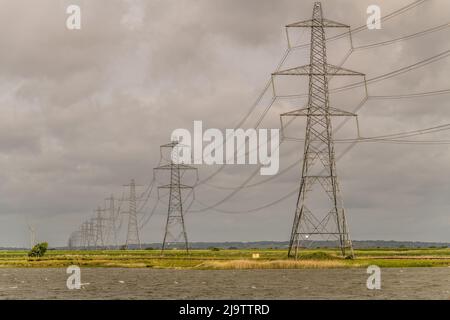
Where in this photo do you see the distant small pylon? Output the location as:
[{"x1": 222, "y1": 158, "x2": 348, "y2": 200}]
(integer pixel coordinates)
[
  {"x1": 27, "y1": 223, "x2": 36, "y2": 249},
  {"x1": 94, "y1": 206, "x2": 108, "y2": 249},
  {"x1": 105, "y1": 194, "x2": 119, "y2": 248},
  {"x1": 124, "y1": 179, "x2": 141, "y2": 249}
]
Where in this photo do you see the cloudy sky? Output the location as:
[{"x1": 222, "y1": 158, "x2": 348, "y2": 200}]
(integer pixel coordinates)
[{"x1": 0, "y1": 0, "x2": 449, "y2": 247}]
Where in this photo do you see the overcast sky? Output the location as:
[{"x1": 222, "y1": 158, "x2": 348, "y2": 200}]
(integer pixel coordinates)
[{"x1": 0, "y1": 0, "x2": 449, "y2": 247}]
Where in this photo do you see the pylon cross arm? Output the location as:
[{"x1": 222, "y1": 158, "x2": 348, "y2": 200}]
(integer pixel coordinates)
[
  {"x1": 281, "y1": 107, "x2": 357, "y2": 117},
  {"x1": 326, "y1": 64, "x2": 364, "y2": 76},
  {"x1": 286, "y1": 18, "x2": 349, "y2": 28},
  {"x1": 154, "y1": 164, "x2": 197, "y2": 170},
  {"x1": 273, "y1": 64, "x2": 364, "y2": 76},
  {"x1": 158, "y1": 184, "x2": 193, "y2": 189}
]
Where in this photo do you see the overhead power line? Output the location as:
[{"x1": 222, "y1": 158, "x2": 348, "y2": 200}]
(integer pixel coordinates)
[
  {"x1": 195, "y1": 0, "x2": 432, "y2": 187},
  {"x1": 353, "y1": 22, "x2": 450, "y2": 51},
  {"x1": 291, "y1": 0, "x2": 431, "y2": 50}
]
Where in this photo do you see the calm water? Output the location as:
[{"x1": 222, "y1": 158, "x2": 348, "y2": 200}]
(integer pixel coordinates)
[{"x1": 0, "y1": 268, "x2": 448, "y2": 299}]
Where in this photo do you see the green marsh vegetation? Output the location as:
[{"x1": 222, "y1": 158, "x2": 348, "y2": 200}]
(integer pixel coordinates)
[{"x1": 0, "y1": 247, "x2": 448, "y2": 269}]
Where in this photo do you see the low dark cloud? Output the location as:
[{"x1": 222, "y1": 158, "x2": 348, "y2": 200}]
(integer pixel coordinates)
[{"x1": 0, "y1": 0, "x2": 448, "y2": 246}]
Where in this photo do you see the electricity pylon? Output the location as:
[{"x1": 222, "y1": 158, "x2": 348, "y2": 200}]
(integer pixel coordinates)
[
  {"x1": 68, "y1": 230, "x2": 80, "y2": 249},
  {"x1": 277, "y1": 2, "x2": 365, "y2": 258},
  {"x1": 88, "y1": 219, "x2": 96, "y2": 248},
  {"x1": 94, "y1": 206, "x2": 108, "y2": 249},
  {"x1": 124, "y1": 179, "x2": 141, "y2": 249},
  {"x1": 154, "y1": 142, "x2": 197, "y2": 254},
  {"x1": 27, "y1": 223, "x2": 36, "y2": 249},
  {"x1": 80, "y1": 221, "x2": 88, "y2": 248},
  {"x1": 105, "y1": 194, "x2": 118, "y2": 248}
]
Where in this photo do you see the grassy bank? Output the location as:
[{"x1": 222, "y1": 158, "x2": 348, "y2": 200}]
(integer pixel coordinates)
[{"x1": 0, "y1": 248, "x2": 448, "y2": 269}]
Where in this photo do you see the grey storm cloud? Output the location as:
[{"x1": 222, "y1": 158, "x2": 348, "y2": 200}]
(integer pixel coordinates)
[{"x1": 0, "y1": 0, "x2": 448, "y2": 247}]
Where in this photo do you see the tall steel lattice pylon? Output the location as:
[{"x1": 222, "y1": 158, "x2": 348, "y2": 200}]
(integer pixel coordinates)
[
  {"x1": 124, "y1": 179, "x2": 141, "y2": 249},
  {"x1": 276, "y1": 2, "x2": 365, "y2": 258},
  {"x1": 154, "y1": 142, "x2": 197, "y2": 255}
]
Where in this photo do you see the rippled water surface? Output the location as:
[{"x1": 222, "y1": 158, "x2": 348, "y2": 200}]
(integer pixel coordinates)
[{"x1": 0, "y1": 268, "x2": 449, "y2": 299}]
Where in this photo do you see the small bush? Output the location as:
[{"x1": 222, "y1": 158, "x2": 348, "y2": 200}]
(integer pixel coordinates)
[{"x1": 28, "y1": 242, "x2": 48, "y2": 258}]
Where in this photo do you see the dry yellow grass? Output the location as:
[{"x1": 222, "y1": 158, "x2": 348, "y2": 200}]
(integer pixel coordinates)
[
  {"x1": 196, "y1": 259, "x2": 360, "y2": 269},
  {"x1": 103, "y1": 262, "x2": 148, "y2": 268},
  {"x1": 360, "y1": 255, "x2": 450, "y2": 260}
]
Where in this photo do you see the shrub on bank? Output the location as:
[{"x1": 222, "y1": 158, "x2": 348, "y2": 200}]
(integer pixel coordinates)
[{"x1": 28, "y1": 242, "x2": 48, "y2": 258}]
